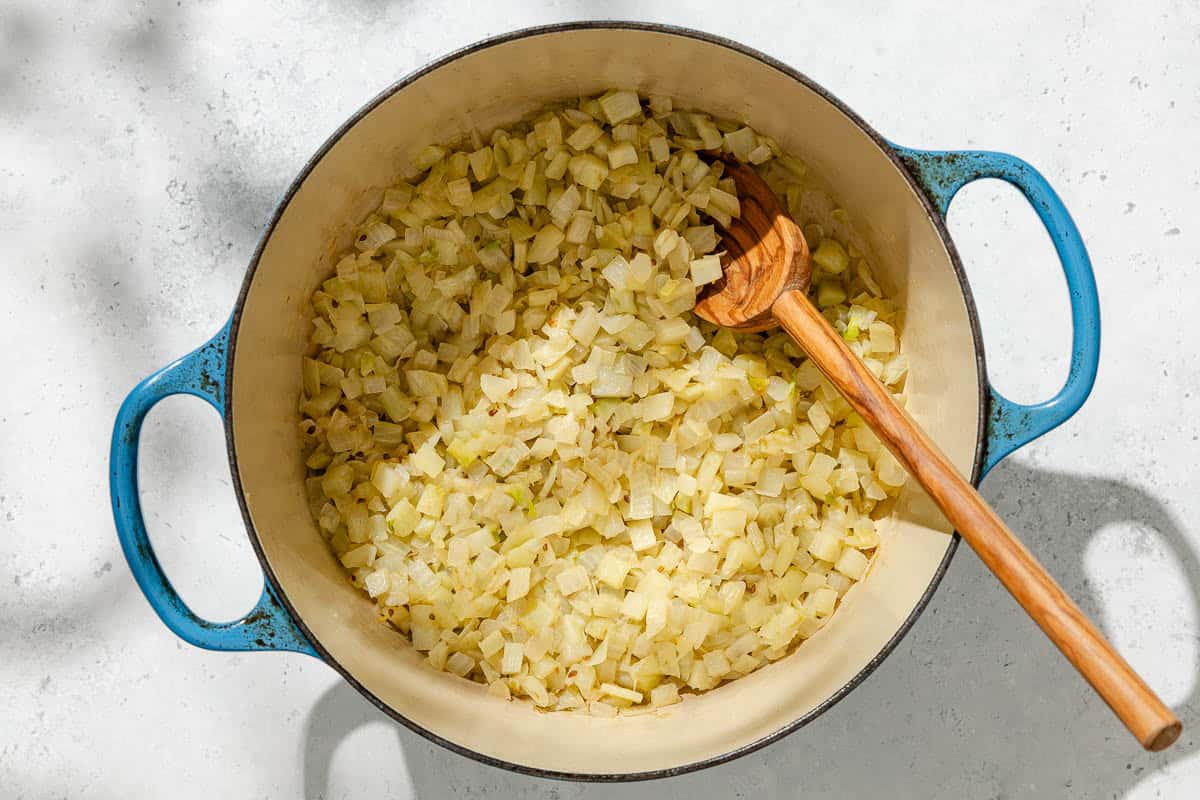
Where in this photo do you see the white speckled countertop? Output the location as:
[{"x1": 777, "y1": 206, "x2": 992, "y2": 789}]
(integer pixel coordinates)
[{"x1": 3, "y1": 2, "x2": 1199, "y2": 797}]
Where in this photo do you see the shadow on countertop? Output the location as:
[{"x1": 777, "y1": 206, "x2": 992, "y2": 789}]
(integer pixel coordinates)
[{"x1": 301, "y1": 461, "x2": 1200, "y2": 799}]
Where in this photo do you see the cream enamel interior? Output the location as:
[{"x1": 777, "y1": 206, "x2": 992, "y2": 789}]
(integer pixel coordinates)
[{"x1": 229, "y1": 27, "x2": 979, "y2": 776}]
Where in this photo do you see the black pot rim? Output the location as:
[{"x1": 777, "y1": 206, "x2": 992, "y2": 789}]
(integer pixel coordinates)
[{"x1": 224, "y1": 20, "x2": 985, "y2": 783}]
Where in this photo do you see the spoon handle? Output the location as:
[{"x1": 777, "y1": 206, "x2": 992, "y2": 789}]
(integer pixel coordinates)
[{"x1": 772, "y1": 288, "x2": 1181, "y2": 751}]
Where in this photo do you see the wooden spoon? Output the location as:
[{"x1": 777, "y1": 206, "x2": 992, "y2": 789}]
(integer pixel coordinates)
[{"x1": 695, "y1": 160, "x2": 1181, "y2": 751}]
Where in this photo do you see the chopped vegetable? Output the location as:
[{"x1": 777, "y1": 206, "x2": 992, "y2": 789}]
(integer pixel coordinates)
[
  {"x1": 301, "y1": 90, "x2": 908, "y2": 714},
  {"x1": 690, "y1": 255, "x2": 724, "y2": 286},
  {"x1": 812, "y1": 239, "x2": 850, "y2": 274}
]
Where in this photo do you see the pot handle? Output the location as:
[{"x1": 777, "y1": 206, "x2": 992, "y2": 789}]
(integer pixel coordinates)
[
  {"x1": 109, "y1": 320, "x2": 317, "y2": 656},
  {"x1": 891, "y1": 146, "x2": 1101, "y2": 476}
]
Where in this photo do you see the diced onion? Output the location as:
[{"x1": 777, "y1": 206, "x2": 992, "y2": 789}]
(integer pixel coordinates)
[
  {"x1": 301, "y1": 89, "x2": 909, "y2": 714},
  {"x1": 689, "y1": 255, "x2": 723, "y2": 286}
]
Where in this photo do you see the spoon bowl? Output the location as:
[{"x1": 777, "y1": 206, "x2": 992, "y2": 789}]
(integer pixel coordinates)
[{"x1": 694, "y1": 161, "x2": 811, "y2": 332}]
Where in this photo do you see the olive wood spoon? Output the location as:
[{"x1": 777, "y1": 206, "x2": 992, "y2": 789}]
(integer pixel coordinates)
[{"x1": 694, "y1": 160, "x2": 1181, "y2": 752}]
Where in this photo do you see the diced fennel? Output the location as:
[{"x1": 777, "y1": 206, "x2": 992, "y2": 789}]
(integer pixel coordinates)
[{"x1": 301, "y1": 89, "x2": 908, "y2": 714}]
